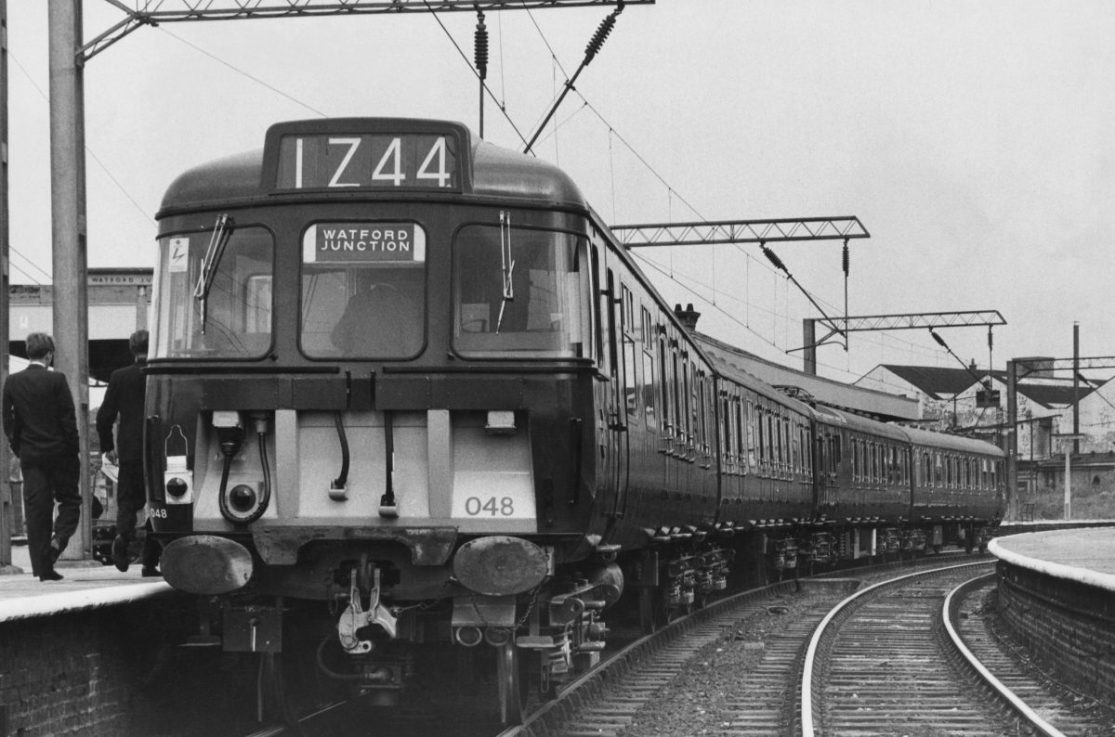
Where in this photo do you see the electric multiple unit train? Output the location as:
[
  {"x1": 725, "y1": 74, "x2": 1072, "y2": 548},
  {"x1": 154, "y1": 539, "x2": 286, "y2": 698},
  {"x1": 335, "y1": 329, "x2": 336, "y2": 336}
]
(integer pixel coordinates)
[{"x1": 145, "y1": 117, "x2": 1004, "y2": 724}]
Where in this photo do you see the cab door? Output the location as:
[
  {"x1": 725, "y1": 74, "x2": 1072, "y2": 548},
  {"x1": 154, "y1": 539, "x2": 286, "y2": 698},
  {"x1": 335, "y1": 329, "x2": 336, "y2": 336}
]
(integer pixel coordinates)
[
  {"x1": 606, "y1": 272, "x2": 630, "y2": 518},
  {"x1": 596, "y1": 268, "x2": 628, "y2": 519}
]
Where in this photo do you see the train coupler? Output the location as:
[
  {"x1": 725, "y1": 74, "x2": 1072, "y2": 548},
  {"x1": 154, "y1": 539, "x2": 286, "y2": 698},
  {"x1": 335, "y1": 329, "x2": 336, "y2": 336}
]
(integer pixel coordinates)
[{"x1": 337, "y1": 567, "x2": 397, "y2": 655}]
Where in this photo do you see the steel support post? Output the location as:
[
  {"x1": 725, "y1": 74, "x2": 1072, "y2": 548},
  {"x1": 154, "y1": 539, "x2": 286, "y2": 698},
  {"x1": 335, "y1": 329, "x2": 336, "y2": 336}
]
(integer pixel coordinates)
[
  {"x1": 49, "y1": 0, "x2": 92, "y2": 560},
  {"x1": 0, "y1": 0, "x2": 14, "y2": 572},
  {"x1": 1006, "y1": 359, "x2": 1018, "y2": 521},
  {"x1": 802, "y1": 318, "x2": 816, "y2": 376},
  {"x1": 1064, "y1": 450, "x2": 1072, "y2": 520}
]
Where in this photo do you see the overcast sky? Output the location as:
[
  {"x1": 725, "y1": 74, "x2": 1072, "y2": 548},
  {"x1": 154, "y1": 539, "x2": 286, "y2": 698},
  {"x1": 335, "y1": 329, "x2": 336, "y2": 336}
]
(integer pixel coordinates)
[{"x1": 6, "y1": 1, "x2": 1114, "y2": 385}]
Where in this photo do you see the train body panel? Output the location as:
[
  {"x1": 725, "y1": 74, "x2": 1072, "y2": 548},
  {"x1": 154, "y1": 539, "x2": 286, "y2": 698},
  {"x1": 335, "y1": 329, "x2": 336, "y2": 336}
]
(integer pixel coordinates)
[{"x1": 145, "y1": 117, "x2": 1006, "y2": 714}]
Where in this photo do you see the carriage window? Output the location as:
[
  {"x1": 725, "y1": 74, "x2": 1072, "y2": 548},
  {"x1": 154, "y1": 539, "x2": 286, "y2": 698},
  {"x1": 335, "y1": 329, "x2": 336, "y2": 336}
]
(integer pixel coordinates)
[
  {"x1": 152, "y1": 226, "x2": 274, "y2": 359},
  {"x1": 300, "y1": 222, "x2": 426, "y2": 358},
  {"x1": 453, "y1": 223, "x2": 591, "y2": 359},
  {"x1": 622, "y1": 287, "x2": 638, "y2": 419},
  {"x1": 642, "y1": 311, "x2": 657, "y2": 430},
  {"x1": 746, "y1": 400, "x2": 758, "y2": 469}
]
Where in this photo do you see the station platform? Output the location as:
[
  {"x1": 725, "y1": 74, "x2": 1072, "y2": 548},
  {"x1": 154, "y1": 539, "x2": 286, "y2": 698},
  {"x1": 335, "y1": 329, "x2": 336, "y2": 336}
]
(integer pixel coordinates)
[
  {"x1": 990, "y1": 525, "x2": 1115, "y2": 588},
  {"x1": 0, "y1": 542, "x2": 170, "y2": 622},
  {"x1": 988, "y1": 525, "x2": 1115, "y2": 705}
]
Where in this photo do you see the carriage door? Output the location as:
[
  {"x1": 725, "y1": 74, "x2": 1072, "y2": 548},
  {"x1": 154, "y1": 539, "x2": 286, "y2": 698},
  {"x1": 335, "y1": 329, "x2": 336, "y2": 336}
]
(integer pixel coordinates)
[
  {"x1": 815, "y1": 429, "x2": 836, "y2": 508},
  {"x1": 604, "y1": 271, "x2": 630, "y2": 518}
]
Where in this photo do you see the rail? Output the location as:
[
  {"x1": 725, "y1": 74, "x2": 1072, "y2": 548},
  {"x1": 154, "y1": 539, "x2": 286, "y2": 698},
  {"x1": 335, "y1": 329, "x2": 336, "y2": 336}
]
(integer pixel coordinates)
[
  {"x1": 799, "y1": 561, "x2": 989, "y2": 736},
  {"x1": 942, "y1": 574, "x2": 1067, "y2": 737}
]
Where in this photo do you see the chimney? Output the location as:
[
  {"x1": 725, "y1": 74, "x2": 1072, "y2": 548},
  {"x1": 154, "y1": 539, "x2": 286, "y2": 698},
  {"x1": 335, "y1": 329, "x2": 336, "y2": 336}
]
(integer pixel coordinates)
[{"x1": 674, "y1": 303, "x2": 701, "y2": 333}]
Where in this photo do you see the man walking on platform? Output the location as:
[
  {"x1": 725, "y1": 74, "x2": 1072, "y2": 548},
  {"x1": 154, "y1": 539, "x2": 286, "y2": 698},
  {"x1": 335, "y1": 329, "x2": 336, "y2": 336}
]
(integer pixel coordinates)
[
  {"x1": 97, "y1": 329, "x2": 160, "y2": 576},
  {"x1": 2, "y1": 333, "x2": 81, "y2": 581}
]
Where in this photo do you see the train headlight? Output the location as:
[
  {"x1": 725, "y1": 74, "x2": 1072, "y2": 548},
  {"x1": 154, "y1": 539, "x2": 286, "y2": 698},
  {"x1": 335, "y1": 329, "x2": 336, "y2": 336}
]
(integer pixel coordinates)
[{"x1": 219, "y1": 482, "x2": 268, "y2": 524}]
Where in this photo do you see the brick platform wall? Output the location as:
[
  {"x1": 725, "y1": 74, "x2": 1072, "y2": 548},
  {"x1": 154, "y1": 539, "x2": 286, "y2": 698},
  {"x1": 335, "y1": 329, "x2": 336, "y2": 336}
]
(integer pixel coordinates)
[
  {"x1": 0, "y1": 596, "x2": 260, "y2": 737},
  {"x1": 995, "y1": 561, "x2": 1115, "y2": 703}
]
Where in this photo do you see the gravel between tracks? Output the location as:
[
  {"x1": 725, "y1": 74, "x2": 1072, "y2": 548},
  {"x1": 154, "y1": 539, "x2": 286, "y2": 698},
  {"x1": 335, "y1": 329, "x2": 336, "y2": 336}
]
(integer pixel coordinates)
[{"x1": 614, "y1": 589, "x2": 828, "y2": 737}]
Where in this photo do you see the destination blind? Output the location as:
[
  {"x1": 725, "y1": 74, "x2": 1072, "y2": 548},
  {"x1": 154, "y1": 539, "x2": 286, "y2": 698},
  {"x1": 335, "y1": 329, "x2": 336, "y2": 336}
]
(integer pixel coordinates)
[
  {"x1": 303, "y1": 222, "x2": 427, "y2": 264},
  {"x1": 275, "y1": 133, "x2": 461, "y2": 191}
]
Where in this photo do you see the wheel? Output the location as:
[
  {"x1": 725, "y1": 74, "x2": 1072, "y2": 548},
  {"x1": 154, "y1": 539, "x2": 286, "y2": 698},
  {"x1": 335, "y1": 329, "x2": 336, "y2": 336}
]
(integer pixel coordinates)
[
  {"x1": 638, "y1": 587, "x2": 658, "y2": 634},
  {"x1": 456, "y1": 643, "x2": 528, "y2": 727},
  {"x1": 493, "y1": 643, "x2": 528, "y2": 727},
  {"x1": 259, "y1": 652, "x2": 304, "y2": 735},
  {"x1": 638, "y1": 585, "x2": 673, "y2": 633}
]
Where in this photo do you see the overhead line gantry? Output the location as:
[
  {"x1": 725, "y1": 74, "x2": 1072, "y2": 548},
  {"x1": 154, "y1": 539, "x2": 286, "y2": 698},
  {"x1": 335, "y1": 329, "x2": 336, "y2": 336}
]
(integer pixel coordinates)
[
  {"x1": 801, "y1": 310, "x2": 1007, "y2": 376},
  {"x1": 613, "y1": 216, "x2": 871, "y2": 354},
  {"x1": 89, "y1": 0, "x2": 648, "y2": 61}
]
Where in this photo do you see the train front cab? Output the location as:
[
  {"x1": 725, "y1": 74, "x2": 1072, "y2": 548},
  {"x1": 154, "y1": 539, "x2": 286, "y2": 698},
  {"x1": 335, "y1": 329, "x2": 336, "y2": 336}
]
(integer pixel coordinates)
[{"x1": 143, "y1": 120, "x2": 640, "y2": 720}]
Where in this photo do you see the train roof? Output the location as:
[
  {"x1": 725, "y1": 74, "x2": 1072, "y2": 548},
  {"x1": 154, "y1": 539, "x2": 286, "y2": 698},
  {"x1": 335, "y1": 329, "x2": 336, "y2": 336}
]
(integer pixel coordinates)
[
  {"x1": 158, "y1": 118, "x2": 587, "y2": 216},
  {"x1": 811, "y1": 405, "x2": 910, "y2": 442},
  {"x1": 898, "y1": 424, "x2": 1006, "y2": 457},
  {"x1": 707, "y1": 351, "x2": 817, "y2": 416}
]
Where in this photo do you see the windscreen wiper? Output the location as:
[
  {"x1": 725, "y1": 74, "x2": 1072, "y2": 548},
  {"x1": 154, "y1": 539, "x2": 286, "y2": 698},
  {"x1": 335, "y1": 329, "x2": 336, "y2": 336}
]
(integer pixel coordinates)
[
  {"x1": 193, "y1": 214, "x2": 234, "y2": 334},
  {"x1": 495, "y1": 210, "x2": 515, "y2": 334}
]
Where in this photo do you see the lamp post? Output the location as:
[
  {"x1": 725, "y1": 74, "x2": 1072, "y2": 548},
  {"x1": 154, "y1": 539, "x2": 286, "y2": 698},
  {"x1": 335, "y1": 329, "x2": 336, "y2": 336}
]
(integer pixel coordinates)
[{"x1": 1053, "y1": 433, "x2": 1085, "y2": 520}]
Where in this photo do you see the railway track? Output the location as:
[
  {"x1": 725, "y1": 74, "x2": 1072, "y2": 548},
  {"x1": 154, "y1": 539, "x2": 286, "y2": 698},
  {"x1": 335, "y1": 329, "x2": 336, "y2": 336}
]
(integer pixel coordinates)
[
  {"x1": 802, "y1": 562, "x2": 1115, "y2": 736},
  {"x1": 232, "y1": 556, "x2": 1115, "y2": 737}
]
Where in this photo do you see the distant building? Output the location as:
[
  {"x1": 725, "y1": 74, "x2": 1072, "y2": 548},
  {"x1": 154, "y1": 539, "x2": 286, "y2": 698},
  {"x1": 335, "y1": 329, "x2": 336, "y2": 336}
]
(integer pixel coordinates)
[{"x1": 7, "y1": 268, "x2": 151, "y2": 382}]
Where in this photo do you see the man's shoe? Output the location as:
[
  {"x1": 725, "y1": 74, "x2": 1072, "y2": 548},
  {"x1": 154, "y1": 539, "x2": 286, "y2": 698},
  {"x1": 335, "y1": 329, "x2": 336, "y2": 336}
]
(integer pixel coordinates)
[
  {"x1": 48, "y1": 540, "x2": 62, "y2": 565},
  {"x1": 39, "y1": 570, "x2": 63, "y2": 582},
  {"x1": 141, "y1": 567, "x2": 161, "y2": 578},
  {"x1": 111, "y1": 535, "x2": 129, "y2": 572}
]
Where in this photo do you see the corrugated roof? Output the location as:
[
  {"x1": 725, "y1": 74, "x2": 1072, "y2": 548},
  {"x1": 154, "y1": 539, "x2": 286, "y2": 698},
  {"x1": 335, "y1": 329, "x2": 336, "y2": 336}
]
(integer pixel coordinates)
[
  {"x1": 1016, "y1": 382, "x2": 1093, "y2": 408},
  {"x1": 874, "y1": 365, "x2": 996, "y2": 399},
  {"x1": 872, "y1": 364, "x2": 1092, "y2": 408}
]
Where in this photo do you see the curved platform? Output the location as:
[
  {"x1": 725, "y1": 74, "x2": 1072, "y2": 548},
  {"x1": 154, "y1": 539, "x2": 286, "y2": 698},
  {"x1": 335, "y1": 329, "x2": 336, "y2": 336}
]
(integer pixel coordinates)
[
  {"x1": 989, "y1": 526, "x2": 1115, "y2": 706},
  {"x1": 990, "y1": 526, "x2": 1115, "y2": 589}
]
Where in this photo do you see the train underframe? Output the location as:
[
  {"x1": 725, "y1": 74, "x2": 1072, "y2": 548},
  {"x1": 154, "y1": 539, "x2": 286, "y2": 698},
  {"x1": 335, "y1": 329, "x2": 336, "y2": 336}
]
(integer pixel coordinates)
[
  {"x1": 763, "y1": 518, "x2": 995, "y2": 580},
  {"x1": 178, "y1": 516, "x2": 994, "y2": 727},
  {"x1": 182, "y1": 535, "x2": 629, "y2": 726}
]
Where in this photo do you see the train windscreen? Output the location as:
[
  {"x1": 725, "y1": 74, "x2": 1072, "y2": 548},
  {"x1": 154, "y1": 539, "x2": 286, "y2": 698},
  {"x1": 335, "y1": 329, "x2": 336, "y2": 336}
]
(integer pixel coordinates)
[
  {"x1": 151, "y1": 224, "x2": 274, "y2": 360},
  {"x1": 300, "y1": 221, "x2": 426, "y2": 358},
  {"x1": 452, "y1": 224, "x2": 591, "y2": 359}
]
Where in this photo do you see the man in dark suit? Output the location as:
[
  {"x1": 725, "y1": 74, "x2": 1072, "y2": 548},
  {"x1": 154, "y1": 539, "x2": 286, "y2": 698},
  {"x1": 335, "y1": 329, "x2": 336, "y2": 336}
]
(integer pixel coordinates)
[
  {"x1": 97, "y1": 329, "x2": 159, "y2": 576},
  {"x1": 2, "y1": 332, "x2": 81, "y2": 581}
]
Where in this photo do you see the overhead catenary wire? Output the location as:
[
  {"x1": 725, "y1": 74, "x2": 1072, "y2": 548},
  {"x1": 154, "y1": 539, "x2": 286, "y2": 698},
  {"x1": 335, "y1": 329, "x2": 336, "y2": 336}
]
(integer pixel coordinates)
[
  {"x1": 8, "y1": 48, "x2": 151, "y2": 278},
  {"x1": 423, "y1": 0, "x2": 531, "y2": 146},
  {"x1": 523, "y1": 0, "x2": 624, "y2": 154}
]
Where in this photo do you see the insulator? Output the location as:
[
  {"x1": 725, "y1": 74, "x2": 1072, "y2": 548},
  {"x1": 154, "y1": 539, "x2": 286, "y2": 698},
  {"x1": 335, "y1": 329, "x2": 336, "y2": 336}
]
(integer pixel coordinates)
[
  {"x1": 584, "y1": 11, "x2": 618, "y2": 63},
  {"x1": 761, "y1": 245, "x2": 787, "y2": 274},
  {"x1": 474, "y1": 12, "x2": 489, "y2": 79},
  {"x1": 842, "y1": 241, "x2": 850, "y2": 275}
]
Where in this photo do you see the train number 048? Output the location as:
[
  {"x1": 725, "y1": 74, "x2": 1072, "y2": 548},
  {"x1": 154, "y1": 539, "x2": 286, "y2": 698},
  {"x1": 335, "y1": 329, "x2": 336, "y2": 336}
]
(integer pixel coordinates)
[{"x1": 464, "y1": 496, "x2": 515, "y2": 517}]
